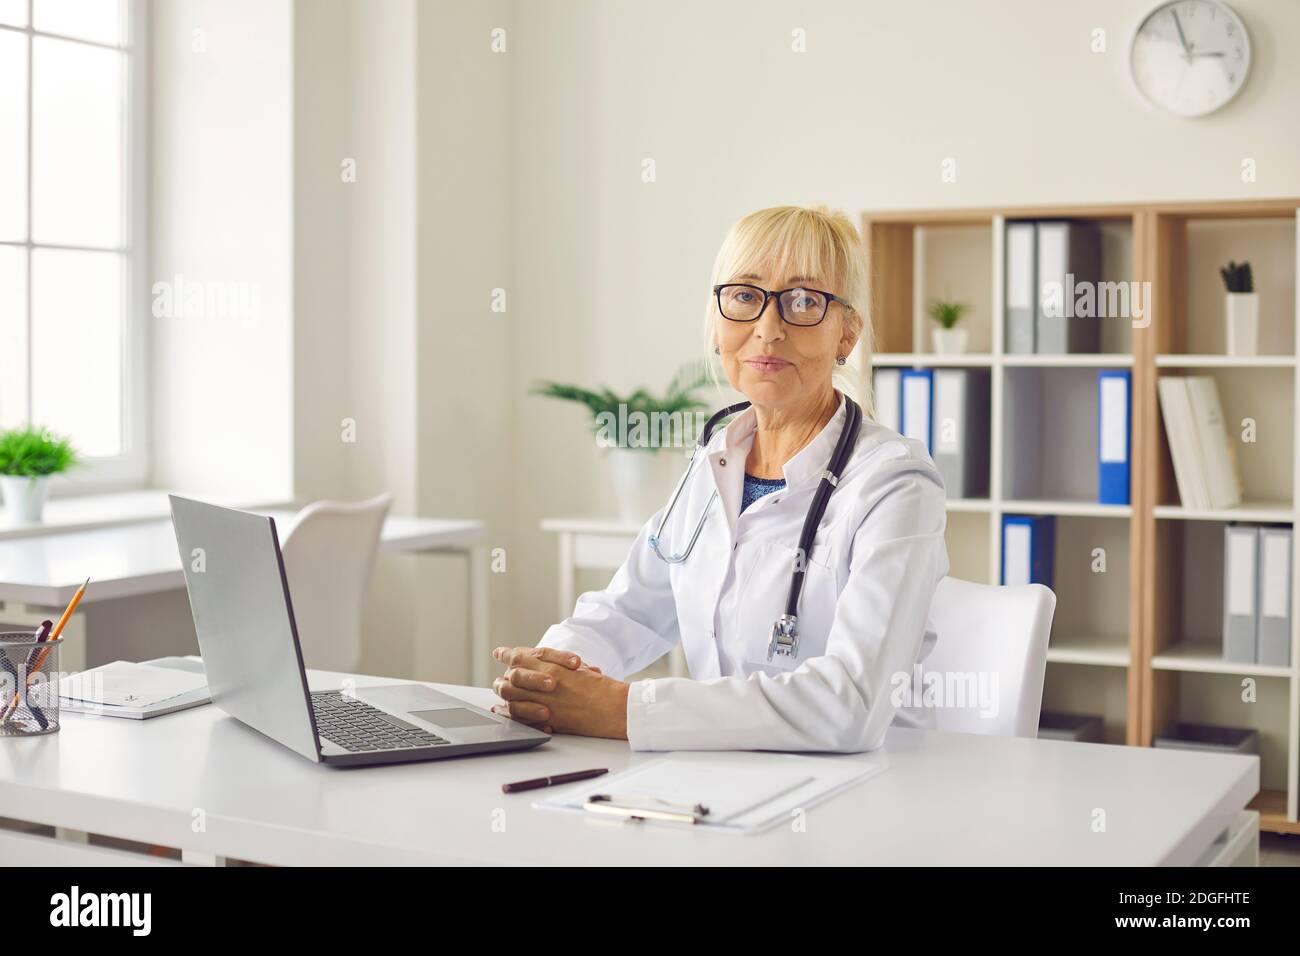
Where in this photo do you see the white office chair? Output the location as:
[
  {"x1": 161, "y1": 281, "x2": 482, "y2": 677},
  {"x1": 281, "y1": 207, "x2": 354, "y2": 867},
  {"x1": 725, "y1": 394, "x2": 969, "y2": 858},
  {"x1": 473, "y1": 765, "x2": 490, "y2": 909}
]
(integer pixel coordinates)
[
  {"x1": 921, "y1": 576, "x2": 1057, "y2": 738},
  {"x1": 279, "y1": 493, "x2": 393, "y2": 673}
]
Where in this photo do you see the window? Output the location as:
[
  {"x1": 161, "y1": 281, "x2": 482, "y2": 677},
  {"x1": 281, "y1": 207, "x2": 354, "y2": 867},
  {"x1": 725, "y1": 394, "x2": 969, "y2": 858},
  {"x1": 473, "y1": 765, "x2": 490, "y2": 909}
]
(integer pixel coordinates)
[{"x1": 0, "y1": 0, "x2": 145, "y2": 489}]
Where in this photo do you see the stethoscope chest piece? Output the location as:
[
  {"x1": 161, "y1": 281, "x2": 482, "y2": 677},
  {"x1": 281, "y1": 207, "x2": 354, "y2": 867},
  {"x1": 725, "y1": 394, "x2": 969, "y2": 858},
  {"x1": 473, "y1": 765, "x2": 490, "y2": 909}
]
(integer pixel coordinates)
[{"x1": 767, "y1": 613, "x2": 799, "y2": 661}]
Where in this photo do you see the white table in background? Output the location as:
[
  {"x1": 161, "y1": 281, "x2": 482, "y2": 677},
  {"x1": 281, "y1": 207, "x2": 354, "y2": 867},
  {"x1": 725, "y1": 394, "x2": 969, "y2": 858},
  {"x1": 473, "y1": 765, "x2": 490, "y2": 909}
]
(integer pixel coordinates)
[
  {"x1": 0, "y1": 514, "x2": 493, "y2": 686},
  {"x1": 0, "y1": 671, "x2": 1259, "y2": 866},
  {"x1": 540, "y1": 516, "x2": 690, "y2": 677}
]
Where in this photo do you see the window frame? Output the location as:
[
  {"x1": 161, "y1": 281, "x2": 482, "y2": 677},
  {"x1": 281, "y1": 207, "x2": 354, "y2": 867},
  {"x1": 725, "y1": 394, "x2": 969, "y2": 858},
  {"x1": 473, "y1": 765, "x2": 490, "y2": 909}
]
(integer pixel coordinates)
[{"x1": 0, "y1": 0, "x2": 149, "y2": 494}]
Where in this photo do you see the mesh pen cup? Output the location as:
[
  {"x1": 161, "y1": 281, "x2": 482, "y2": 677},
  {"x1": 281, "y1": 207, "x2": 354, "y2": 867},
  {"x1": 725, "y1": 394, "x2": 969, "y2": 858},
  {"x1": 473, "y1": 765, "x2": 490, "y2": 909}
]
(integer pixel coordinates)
[{"x1": 0, "y1": 633, "x2": 62, "y2": 737}]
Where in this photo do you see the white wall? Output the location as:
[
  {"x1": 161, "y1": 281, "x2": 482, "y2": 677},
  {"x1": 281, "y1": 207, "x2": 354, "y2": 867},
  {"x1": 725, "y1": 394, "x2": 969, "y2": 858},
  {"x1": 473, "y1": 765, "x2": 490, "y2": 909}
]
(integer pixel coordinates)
[
  {"x1": 150, "y1": 0, "x2": 293, "y2": 500},
  {"x1": 508, "y1": 0, "x2": 1300, "y2": 646},
  {"x1": 292, "y1": 0, "x2": 350, "y2": 505},
  {"x1": 291, "y1": 0, "x2": 515, "y2": 681},
  {"x1": 152, "y1": 0, "x2": 1300, "y2": 685},
  {"x1": 414, "y1": 0, "x2": 516, "y2": 678}
]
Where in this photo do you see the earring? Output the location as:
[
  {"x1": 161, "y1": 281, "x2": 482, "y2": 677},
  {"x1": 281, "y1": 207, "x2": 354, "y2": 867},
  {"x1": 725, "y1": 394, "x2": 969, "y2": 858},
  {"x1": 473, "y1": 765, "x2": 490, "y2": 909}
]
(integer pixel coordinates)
[
  {"x1": 836, "y1": 355, "x2": 846, "y2": 366},
  {"x1": 713, "y1": 345, "x2": 721, "y2": 355}
]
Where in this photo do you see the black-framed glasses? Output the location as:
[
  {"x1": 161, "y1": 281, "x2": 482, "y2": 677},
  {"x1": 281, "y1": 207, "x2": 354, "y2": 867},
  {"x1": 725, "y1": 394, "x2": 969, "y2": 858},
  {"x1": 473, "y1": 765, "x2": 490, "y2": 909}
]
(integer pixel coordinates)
[{"x1": 713, "y1": 283, "x2": 853, "y2": 327}]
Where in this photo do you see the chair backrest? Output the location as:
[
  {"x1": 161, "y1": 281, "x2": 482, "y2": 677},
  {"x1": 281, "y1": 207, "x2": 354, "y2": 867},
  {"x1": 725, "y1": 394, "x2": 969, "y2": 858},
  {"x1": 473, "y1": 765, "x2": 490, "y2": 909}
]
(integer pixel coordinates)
[
  {"x1": 279, "y1": 493, "x2": 392, "y2": 673},
  {"x1": 921, "y1": 576, "x2": 1057, "y2": 738}
]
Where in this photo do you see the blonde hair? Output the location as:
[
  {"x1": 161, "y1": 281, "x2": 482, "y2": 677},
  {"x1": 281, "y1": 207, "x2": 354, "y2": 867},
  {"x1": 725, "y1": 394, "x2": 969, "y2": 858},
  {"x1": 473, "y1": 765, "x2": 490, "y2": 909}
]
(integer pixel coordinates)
[{"x1": 704, "y1": 204, "x2": 873, "y2": 414}]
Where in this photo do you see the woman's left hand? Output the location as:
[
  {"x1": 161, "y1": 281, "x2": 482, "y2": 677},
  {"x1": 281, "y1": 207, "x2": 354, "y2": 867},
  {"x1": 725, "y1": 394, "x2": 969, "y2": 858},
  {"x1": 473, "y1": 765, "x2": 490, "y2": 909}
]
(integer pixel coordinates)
[{"x1": 491, "y1": 650, "x2": 630, "y2": 739}]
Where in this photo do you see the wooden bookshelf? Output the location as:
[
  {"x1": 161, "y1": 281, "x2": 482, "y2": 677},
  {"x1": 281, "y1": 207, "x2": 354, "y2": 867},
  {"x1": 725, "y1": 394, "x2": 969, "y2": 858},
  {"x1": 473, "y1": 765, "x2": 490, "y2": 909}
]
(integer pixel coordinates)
[{"x1": 861, "y1": 198, "x2": 1300, "y2": 834}]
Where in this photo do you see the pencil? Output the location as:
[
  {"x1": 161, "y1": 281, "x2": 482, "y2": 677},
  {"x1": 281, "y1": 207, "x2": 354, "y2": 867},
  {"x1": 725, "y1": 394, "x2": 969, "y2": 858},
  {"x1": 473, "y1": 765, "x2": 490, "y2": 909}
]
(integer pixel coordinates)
[
  {"x1": 1, "y1": 578, "x2": 88, "y2": 722},
  {"x1": 50, "y1": 577, "x2": 90, "y2": 641}
]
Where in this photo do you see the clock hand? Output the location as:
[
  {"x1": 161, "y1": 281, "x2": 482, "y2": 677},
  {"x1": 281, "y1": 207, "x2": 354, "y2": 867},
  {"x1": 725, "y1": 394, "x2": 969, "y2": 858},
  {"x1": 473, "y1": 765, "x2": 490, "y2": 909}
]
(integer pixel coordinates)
[
  {"x1": 1171, "y1": 10, "x2": 1191, "y2": 58},
  {"x1": 1190, "y1": 50, "x2": 1226, "y2": 57}
]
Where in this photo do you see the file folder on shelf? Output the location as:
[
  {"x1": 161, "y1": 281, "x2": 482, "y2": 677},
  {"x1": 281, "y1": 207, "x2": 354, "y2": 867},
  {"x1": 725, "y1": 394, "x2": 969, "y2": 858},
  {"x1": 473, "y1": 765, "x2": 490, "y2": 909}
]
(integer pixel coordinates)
[
  {"x1": 1222, "y1": 524, "x2": 1258, "y2": 664},
  {"x1": 1157, "y1": 377, "x2": 1207, "y2": 510},
  {"x1": 1035, "y1": 221, "x2": 1101, "y2": 354},
  {"x1": 1184, "y1": 375, "x2": 1242, "y2": 511},
  {"x1": 1005, "y1": 221, "x2": 1037, "y2": 354},
  {"x1": 1256, "y1": 526, "x2": 1292, "y2": 667},
  {"x1": 933, "y1": 368, "x2": 990, "y2": 499},
  {"x1": 872, "y1": 367, "x2": 901, "y2": 433},
  {"x1": 1001, "y1": 514, "x2": 1055, "y2": 588},
  {"x1": 1097, "y1": 369, "x2": 1131, "y2": 506},
  {"x1": 1157, "y1": 375, "x2": 1241, "y2": 511},
  {"x1": 900, "y1": 368, "x2": 934, "y2": 454}
]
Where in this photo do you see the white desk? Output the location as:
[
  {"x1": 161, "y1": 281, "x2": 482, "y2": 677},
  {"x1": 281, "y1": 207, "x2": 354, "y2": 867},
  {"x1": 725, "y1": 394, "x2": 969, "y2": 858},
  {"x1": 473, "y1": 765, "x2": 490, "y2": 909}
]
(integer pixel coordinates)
[
  {"x1": 0, "y1": 514, "x2": 492, "y2": 685},
  {"x1": 0, "y1": 671, "x2": 1259, "y2": 866}
]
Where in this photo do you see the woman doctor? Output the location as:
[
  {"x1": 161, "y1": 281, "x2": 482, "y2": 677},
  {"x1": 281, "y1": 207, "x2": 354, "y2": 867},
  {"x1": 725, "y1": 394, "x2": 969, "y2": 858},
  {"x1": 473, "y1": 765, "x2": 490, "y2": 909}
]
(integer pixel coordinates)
[{"x1": 491, "y1": 204, "x2": 949, "y2": 752}]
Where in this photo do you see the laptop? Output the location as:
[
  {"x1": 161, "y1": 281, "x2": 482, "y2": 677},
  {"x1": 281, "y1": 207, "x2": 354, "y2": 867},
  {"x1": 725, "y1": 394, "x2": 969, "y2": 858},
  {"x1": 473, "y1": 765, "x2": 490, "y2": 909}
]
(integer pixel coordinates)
[{"x1": 168, "y1": 495, "x2": 549, "y2": 766}]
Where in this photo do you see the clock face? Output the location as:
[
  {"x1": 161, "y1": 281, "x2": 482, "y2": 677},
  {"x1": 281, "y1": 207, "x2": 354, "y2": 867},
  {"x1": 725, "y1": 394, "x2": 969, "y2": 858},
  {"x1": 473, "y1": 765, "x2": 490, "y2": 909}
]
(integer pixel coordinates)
[{"x1": 1131, "y1": 0, "x2": 1251, "y2": 116}]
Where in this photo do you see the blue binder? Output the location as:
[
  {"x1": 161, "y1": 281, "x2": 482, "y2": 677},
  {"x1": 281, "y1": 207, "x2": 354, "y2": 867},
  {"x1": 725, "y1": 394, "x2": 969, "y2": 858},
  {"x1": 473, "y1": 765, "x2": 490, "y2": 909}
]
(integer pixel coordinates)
[
  {"x1": 1097, "y1": 369, "x2": 1131, "y2": 505},
  {"x1": 899, "y1": 367, "x2": 934, "y2": 453},
  {"x1": 1001, "y1": 515, "x2": 1055, "y2": 587}
]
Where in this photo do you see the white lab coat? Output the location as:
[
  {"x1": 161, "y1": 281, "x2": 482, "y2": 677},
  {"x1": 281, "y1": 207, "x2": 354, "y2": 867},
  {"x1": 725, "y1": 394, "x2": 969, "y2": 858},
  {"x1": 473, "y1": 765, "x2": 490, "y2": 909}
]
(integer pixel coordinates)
[{"x1": 538, "y1": 389, "x2": 950, "y2": 752}]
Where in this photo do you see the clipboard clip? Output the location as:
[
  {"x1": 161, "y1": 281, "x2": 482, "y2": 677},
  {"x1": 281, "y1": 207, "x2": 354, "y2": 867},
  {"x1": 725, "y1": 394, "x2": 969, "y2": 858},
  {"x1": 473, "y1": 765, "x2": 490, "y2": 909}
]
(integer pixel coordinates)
[{"x1": 584, "y1": 793, "x2": 711, "y2": 825}]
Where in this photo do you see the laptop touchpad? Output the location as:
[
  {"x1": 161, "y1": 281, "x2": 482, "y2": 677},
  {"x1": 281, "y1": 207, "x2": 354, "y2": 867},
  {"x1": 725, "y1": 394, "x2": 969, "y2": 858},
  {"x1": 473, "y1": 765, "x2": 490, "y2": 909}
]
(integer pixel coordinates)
[{"x1": 409, "y1": 708, "x2": 497, "y2": 729}]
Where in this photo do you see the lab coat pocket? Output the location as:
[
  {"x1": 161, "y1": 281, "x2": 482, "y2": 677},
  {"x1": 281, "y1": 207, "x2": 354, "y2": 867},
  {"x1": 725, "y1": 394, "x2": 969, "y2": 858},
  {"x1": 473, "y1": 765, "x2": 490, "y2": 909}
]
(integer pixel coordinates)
[{"x1": 740, "y1": 540, "x2": 839, "y2": 676}]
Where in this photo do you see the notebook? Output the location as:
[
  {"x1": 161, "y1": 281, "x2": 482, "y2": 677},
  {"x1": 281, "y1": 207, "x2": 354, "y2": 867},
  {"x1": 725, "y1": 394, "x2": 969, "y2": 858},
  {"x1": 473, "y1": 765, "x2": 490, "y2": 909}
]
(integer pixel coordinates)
[
  {"x1": 533, "y1": 750, "x2": 887, "y2": 834},
  {"x1": 59, "y1": 656, "x2": 211, "y2": 719}
]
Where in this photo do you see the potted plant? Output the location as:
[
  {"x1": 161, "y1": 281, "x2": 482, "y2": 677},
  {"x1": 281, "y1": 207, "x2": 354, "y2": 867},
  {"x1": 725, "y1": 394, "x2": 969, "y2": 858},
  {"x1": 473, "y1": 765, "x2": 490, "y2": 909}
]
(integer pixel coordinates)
[
  {"x1": 928, "y1": 298, "x2": 970, "y2": 355},
  {"x1": 1220, "y1": 260, "x2": 1257, "y2": 356},
  {"x1": 0, "y1": 426, "x2": 78, "y2": 524},
  {"x1": 533, "y1": 362, "x2": 713, "y2": 523}
]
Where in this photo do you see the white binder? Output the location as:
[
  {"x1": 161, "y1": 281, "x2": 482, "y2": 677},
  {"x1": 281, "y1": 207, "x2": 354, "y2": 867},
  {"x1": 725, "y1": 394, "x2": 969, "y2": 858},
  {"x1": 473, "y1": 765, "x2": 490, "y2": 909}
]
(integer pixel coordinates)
[
  {"x1": 1005, "y1": 222, "x2": 1037, "y2": 354},
  {"x1": 1185, "y1": 376, "x2": 1242, "y2": 510},
  {"x1": 1035, "y1": 221, "x2": 1101, "y2": 354},
  {"x1": 1256, "y1": 527, "x2": 1292, "y2": 667},
  {"x1": 1157, "y1": 377, "x2": 1205, "y2": 510},
  {"x1": 1223, "y1": 525, "x2": 1258, "y2": 663},
  {"x1": 872, "y1": 367, "x2": 901, "y2": 432}
]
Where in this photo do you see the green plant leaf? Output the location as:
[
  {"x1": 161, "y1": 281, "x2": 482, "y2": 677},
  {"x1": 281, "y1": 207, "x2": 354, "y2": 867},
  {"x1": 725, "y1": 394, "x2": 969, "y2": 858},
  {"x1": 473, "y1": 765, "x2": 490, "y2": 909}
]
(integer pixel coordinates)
[
  {"x1": 530, "y1": 361, "x2": 717, "y2": 447},
  {"x1": 0, "y1": 426, "x2": 79, "y2": 477},
  {"x1": 927, "y1": 298, "x2": 969, "y2": 330}
]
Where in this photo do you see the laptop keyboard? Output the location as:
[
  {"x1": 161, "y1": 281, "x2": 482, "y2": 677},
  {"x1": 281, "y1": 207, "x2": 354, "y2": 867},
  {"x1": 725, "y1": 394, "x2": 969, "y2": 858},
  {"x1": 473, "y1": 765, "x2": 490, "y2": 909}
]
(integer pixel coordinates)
[{"x1": 311, "y1": 692, "x2": 451, "y2": 752}]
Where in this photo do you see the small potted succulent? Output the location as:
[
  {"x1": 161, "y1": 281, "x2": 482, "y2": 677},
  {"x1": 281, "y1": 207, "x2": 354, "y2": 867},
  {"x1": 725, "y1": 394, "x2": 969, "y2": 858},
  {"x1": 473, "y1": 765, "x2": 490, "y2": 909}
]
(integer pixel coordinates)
[
  {"x1": 0, "y1": 426, "x2": 78, "y2": 524},
  {"x1": 533, "y1": 362, "x2": 712, "y2": 523},
  {"x1": 928, "y1": 298, "x2": 970, "y2": 355},
  {"x1": 1220, "y1": 260, "x2": 1257, "y2": 357}
]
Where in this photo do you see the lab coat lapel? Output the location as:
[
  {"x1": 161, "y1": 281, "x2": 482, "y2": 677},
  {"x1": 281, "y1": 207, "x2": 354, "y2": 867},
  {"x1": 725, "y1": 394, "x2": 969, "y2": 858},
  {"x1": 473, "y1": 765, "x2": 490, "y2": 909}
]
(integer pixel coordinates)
[{"x1": 706, "y1": 406, "x2": 756, "y2": 541}]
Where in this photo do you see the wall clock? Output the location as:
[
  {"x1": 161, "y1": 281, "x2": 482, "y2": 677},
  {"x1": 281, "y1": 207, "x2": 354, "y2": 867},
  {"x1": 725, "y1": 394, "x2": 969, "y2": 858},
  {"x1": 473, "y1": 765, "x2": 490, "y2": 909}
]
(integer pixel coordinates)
[{"x1": 1130, "y1": 0, "x2": 1251, "y2": 116}]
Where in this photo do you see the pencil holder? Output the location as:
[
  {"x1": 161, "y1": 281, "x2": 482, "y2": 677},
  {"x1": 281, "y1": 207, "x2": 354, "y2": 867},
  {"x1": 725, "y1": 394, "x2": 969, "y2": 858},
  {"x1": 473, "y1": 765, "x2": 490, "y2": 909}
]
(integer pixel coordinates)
[{"x1": 0, "y1": 633, "x2": 62, "y2": 737}]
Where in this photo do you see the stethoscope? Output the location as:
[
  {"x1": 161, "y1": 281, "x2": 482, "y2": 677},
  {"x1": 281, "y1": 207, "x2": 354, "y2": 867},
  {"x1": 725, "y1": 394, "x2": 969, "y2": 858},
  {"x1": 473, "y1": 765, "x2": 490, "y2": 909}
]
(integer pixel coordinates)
[{"x1": 647, "y1": 395, "x2": 864, "y2": 661}]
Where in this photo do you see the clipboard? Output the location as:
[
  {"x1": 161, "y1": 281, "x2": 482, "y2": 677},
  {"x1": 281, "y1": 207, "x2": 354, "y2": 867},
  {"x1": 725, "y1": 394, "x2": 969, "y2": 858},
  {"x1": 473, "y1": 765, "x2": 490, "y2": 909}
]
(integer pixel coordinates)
[{"x1": 534, "y1": 751, "x2": 888, "y2": 834}]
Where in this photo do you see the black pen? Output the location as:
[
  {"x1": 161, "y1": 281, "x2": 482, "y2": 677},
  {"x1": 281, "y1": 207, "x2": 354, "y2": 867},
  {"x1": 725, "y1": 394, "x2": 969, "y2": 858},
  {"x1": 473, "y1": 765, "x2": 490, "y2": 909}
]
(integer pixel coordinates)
[{"x1": 502, "y1": 768, "x2": 608, "y2": 794}]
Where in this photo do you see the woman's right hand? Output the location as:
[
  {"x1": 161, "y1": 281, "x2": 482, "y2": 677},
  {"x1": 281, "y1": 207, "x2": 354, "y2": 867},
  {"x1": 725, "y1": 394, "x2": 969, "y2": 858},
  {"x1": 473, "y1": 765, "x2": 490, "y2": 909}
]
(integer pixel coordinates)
[{"x1": 490, "y1": 646, "x2": 600, "y2": 733}]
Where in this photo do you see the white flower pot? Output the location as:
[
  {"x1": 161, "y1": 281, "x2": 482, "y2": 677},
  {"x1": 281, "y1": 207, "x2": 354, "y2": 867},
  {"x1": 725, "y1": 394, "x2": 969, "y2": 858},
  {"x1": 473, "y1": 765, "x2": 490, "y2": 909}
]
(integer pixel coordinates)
[
  {"x1": 608, "y1": 448, "x2": 676, "y2": 524},
  {"x1": 1225, "y1": 293, "x2": 1259, "y2": 356},
  {"x1": 932, "y1": 327, "x2": 968, "y2": 355},
  {"x1": 0, "y1": 475, "x2": 50, "y2": 524}
]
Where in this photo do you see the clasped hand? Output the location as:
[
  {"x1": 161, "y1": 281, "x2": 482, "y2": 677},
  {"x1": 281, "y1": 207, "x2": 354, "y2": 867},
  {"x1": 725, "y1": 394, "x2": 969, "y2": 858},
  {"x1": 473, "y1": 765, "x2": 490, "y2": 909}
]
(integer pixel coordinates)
[{"x1": 490, "y1": 646, "x2": 630, "y2": 739}]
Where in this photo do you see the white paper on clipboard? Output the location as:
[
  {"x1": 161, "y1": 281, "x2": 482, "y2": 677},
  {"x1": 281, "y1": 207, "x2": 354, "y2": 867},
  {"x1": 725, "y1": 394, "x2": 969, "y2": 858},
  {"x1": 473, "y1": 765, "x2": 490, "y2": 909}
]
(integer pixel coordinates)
[{"x1": 532, "y1": 750, "x2": 888, "y2": 835}]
